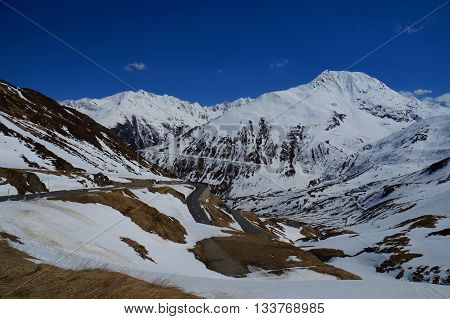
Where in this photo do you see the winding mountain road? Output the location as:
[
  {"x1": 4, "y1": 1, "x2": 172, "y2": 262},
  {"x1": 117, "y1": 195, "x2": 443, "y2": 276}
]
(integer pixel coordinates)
[
  {"x1": 186, "y1": 183, "x2": 213, "y2": 225},
  {"x1": 186, "y1": 182, "x2": 265, "y2": 235},
  {"x1": 0, "y1": 181, "x2": 264, "y2": 235},
  {"x1": 229, "y1": 209, "x2": 265, "y2": 236},
  {"x1": 0, "y1": 183, "x2": 157, "y2": 203}
]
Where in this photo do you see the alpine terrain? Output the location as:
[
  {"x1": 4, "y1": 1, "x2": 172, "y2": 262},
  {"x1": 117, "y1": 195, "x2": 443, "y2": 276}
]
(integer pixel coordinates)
[{"x1": 1, "y1": 70, "x2": 450, "y2": 298}]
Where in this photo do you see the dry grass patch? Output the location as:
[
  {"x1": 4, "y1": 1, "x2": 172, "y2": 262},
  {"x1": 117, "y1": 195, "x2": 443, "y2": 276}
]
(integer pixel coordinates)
[
  {"x1": 375, "y1": 233, "x2": 410, "y2": 254},
  {"x1": 300, "y1": 226, "x2": 322, "y2": 240},
  {"x1": 308, "y1": 248, "x2": 347, "y2": 262},
  {"x1": 0, "y1": 231, "x2": 24, "y2": 244},
  {"x1": 50, "y1": 191, "x2": 187, "y2": 243},
  {"x1": 322, "y1": 229, "x2": 358, "y2": 239},
  {"x1": 300, "y1": 226, "x2": 358, "y2": 241},
  {"x1": 0, "y1": 241, "x2": 197, "y2": 298},
  {"x1": 115, "y1": 188, "x2": 138, "y2": 198},
  {"x1": 0, "y1": 168, "x2": 47, "y2": 194},
  {"x1": 119, "y1": 178, "x2": 155, "y2": 187},
  {"x1": 120, "y1": 237, "x2": 155, "y2": 262},
  {"x1": 427, "y1": 228, "x2": 450, "y2": 237},
  {"x1": 150, "y1": 186, "x2": 186, "y2": 204},
  {"x1": 204, "y1": 204, "x2": 234, "y2": 228},
  {"x1": 199, "y1": 193, "x2": 235, "y2": 228},
  {"x1": 395, "y1": 215, "x2": 445, "y2": 231},
  {"x1": 190, "y1": 235, "x2": 360, "y2": 280},
  {"x1": 245, "y1": 214, "x2": 278, "y2": 237},
  {"x1": 376, "y1": 252, "x2": 423, "y2": 273}
]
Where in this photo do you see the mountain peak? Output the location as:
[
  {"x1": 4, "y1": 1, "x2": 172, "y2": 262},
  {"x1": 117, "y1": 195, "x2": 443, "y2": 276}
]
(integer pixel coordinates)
[{"x1": 310, "y1": 70, "x2": 382, "y2": 89}]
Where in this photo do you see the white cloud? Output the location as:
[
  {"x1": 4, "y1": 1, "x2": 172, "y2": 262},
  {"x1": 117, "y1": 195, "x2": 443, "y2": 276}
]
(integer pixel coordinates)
[
  {"x1": 269, "y1": 59, "x2": 288, "y2": 69},
  {"x1": 399, "y1": 88, "x2": 432, "y2": 98},
  {"x1": 413, "y1": 89, "x2": 432, "y2": 96},
  {"x1": 124, "y1": 62, "x2": 147, "y2": 71},
  {"x1": 436, "y1": 93, "x2": 450, "y2": 104}
]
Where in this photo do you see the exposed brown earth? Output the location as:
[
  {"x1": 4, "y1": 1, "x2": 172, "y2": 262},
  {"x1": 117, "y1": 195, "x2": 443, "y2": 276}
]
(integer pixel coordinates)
[
  {"x1": 427, "y1": 228, "x2": 450, "y2": 237},
  {"x1": 119, "y1": 178, "x2": 155, "y2": 187},
  {"x1": 92, "y1": 173, "x2": 112, "y2": 186},
  {"x1": 50, "y1": 190, "x2": 187, "y2": 243},
  {"x1": 115, "y1": 188, "x2": 138, "y2": 198},
  {"x1": 376, "y1": 252, "x2": 423, "y2": 273},
  {"x1": 410, "y1": 266, "x2": 450, "y2": 285},
  {"x1": 395, "y1": 215, "x2": 445, "y2": 231},
  {"x1": 299, "y1": 225, "x2": 357, "y2": 241},
  {"x1": 0, "y1": 239, "x2": 197, "y2": 298},
  {"x1": 0, "y1": 80, "x2": 169, "y2": 175},
  {"x1": 375, "y1": 232, "x2": 410, "y2": 254},
  {"x1": 369, "y1": 229, "x2": 448, "y2": 284},
  {"x1": 321, "y1": 229, "x2": 358, "y2": 239},
  {"x1": 151, "y1": 186, "x2": 186, "y2": 204},
  {"x1": 0, "y1": 168, "x2": 48, "y2": 194},
  {"x1": 120, "y1": 237, "x2": 155, "y2": 262},
  {"x1": 300, "y1": 225, "x2": 322, "y2": 240},
  {"x1": 199, "y1": 193, "x2": 235, "y2": 228},
  {"x1": 308, "y1": 248, "x2": 347, "y2": 262},
  {"x1": 190, "y1": 234, "x2": 361, "y2": 280},
  {"x1": 0, "y1": 231, "x2": 24, "y2": 244},
  {"x1": 242, "y1": 212, "x2": 276, "y2": 237}
]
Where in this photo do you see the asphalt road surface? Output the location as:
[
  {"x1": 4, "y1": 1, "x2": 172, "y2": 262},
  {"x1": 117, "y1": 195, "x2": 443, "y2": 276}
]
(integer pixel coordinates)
[
  {"x1": 186, "y1": 182, "x2": 213, "y2": 225},
  {"x1": 229, "y1": 209, "x2": 265, "y2": 236},
  {"x1": 0, "y1": 186, "x2": 116, "y2": 202},
  {"x1": 1, "y1": 181, "x2": 265, "y2": 235}
]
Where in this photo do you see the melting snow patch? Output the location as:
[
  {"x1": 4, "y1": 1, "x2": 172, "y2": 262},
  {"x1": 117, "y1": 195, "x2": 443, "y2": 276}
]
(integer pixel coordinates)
[{"x1": 286, "y1": 255, "x2": 301, "y2": 262}]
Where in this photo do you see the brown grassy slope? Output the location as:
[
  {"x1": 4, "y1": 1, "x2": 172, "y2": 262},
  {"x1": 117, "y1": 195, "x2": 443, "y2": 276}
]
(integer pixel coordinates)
[
  {"x1": 243, "y1": 212, "x2": 278, "y2": 238},
  {"x1": 0, "y1": 82, "x2": 134, "y2": 163},
  {"x1": 395, "y1": 215, "x2": 444, "y2": 231},
  {"x1": 120, "y1": 237, "x2": 155, "y2": 262},
  {"x1": 150, "y1": 186, "x2": 186, "y2": 204},
  {"x1": 0, "y1": 79, "x2": 171, "y2": 175},
  {"x1": 0, "y1": 240, "x2": 197, "y2": 299},
  {"x1": 0, "y1": 168, "x2": 48, "y2": 194},
  {"x1": 200, "y1": 194, "x2": 235, "y2": 228},
  {"x1": 50, "y1": 190, "x2": 187, "y2": 243},
  {"x1": 191, "y1": 235, "x2": 361, "y2": 280}
]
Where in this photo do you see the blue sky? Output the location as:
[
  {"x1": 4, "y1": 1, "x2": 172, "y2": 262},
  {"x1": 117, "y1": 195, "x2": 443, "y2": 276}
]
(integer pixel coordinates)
[{"x1": 1, "y1": 0, "x2": 449, "y2": 105}]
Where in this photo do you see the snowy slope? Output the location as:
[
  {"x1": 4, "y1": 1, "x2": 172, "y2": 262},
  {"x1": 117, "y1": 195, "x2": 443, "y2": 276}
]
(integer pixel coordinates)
[
  {"x1": 0, "y1": 80, "x2": 165, "y2": 180},
  {"x1": 234, "y1": 115, "x2": 450, "y2": 219},
  {"x1": 148, "y1": 70, "x2": 447, "y2": 196},
  {"x1": 3, "y1": 182, "x2": 448, "y2": 297},
  {"x1": 62, "y1": 92, "x2": 251, "y2": 151},
  {"x1": 231, "y1": 117, "x2": 450, "y2": 284},
  {"x1": 1, "y1": 76, "x2": 449, "y2": 294},
  {"x1": 209, "y1": 97, "x2": 254, "y2": 113}
]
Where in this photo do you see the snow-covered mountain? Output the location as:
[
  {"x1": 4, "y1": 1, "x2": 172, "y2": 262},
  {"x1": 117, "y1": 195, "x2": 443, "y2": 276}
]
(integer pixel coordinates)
[
  {"x1": 233, "y1": 116, "x2": 450, "y2": 284},
  {"x1": 1, "y1": 76, "x2": 449, "y2": 291},
  {"x1": 62, "y1": 90, "x2": 213, "y2": 150},
  {"x1": 209, "y1": 97, "x2": 254, "y2": 113},
  {"x1": 0, "y1": 79, "x2": 168, "y2": 186},
  {"x1": 62, "y1": 92, "x2": 252, "y2": 151},
  {"x1": 1, "y1": 80, "x2": 374, "y2": 296},
  {"x1": 148, "y1": 70, "x2": 446, "y2": 196}
]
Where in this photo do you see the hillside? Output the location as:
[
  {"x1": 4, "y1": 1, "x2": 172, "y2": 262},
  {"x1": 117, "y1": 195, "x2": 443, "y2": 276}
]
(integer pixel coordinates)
[
  {"x1": 1, "y1": 79, "x2": 368, "y2": 297},
  {"x1": 62, "y1": 92, "x2": 253, "y2": 151},
  {"x1": 146, "y1": 70, "x2": 446, "y2": 196},
  {"x1": 1, "y1": 77, "x2": 449, "y2": 297}
]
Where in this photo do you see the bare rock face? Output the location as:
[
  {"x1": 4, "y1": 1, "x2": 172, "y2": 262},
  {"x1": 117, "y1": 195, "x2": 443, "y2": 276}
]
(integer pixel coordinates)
[
  {"x1": 25, "y1": 172, "x2": 48, "y2": 193},
  {"x1": 92, "y1": 173, "x2": 112, "y2": 186}
]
